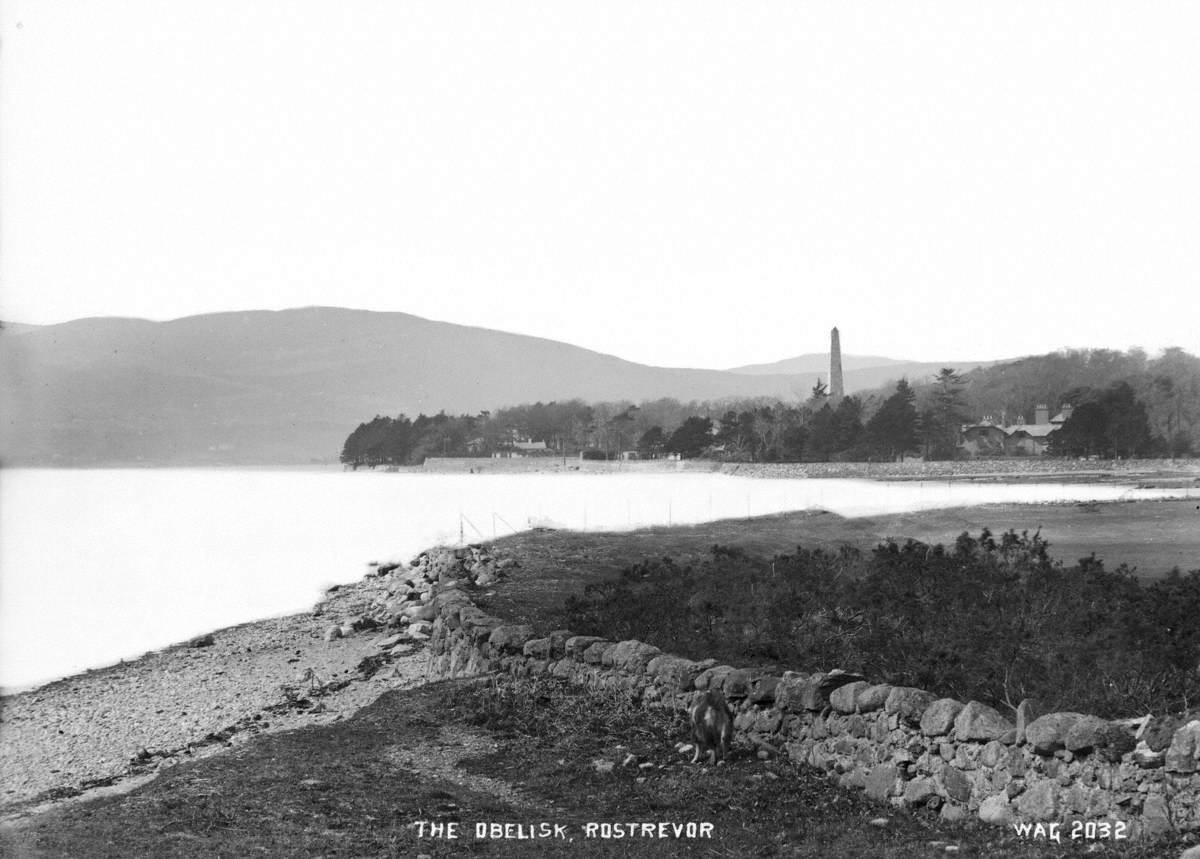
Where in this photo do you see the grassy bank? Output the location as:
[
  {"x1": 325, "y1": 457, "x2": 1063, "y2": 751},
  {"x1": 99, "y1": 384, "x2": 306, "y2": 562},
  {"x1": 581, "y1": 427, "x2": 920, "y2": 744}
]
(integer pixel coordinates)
[
  {"x1": 476, "y1": 497, "x2": 1200, "y2": 634},
  {"x1": 4, "y1": 676, "x2": 1190, "y2": 858}
]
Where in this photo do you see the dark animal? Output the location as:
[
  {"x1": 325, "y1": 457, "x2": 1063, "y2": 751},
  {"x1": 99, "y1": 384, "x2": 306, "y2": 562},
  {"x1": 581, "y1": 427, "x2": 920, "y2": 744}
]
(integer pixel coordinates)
[{"x1": 689, "y1": 690, "x2": 734, "y2": 764}]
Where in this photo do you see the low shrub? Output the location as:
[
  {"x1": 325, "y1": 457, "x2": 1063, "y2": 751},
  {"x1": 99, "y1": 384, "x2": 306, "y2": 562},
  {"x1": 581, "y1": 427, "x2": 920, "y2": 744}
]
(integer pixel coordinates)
[{"x1": 563, "y1": 530, "x2": 1200, "y2": 718}]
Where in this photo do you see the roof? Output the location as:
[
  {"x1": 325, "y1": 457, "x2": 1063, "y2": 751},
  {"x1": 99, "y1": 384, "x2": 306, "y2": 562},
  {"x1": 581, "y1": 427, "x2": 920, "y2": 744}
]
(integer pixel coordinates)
[
  {"x1": 513, "y1": 440, "x2": 548, "y2": 451},
  {"x1": 1006, "y1": 424, "x2": 1057, "y2": 438}
]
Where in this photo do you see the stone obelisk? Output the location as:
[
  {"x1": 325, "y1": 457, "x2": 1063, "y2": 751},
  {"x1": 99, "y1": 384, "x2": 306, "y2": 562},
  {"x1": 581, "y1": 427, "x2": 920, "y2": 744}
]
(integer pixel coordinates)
[{"x1": 830, "y1": 327, "x2": 844, "y2": 402}]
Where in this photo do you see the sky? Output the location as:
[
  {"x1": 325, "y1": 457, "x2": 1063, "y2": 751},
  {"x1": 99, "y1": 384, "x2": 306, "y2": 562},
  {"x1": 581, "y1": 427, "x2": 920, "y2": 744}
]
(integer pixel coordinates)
[{"x1": 2, "y1": 2, "x2": 1198, "y2": 370}]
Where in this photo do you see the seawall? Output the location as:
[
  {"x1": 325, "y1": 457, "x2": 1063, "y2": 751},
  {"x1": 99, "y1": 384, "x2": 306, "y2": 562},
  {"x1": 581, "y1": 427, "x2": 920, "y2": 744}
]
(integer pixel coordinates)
[{"x1": 420, "y1": 456, "x2": 1200, "y2": 482}]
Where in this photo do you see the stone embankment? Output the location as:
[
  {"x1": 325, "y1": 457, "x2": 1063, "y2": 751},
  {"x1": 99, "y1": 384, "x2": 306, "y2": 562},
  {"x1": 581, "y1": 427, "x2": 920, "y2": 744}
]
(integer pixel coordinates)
[
  {"x1": 360, "y1": 544, "x2": 1200, "y2": 839},
  {"x1": 420, "y1": 455, "x2": 1200, "y2": 483}
]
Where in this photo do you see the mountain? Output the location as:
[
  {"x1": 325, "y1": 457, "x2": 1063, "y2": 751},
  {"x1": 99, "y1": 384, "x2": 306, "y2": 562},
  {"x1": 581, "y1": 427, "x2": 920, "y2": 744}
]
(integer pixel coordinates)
[
  {"x1": 729, "y1": 354, "x2": 999, "y2": 392},
  {"x1": 0, "y1": 307, "x2": 1006, "y2": 465},
  {"x1": 727, "y1": 353, "x2": 910, "y2": 375},
  {"x1": 0, "y1": 308, "x2": 803, "y2": 465}
]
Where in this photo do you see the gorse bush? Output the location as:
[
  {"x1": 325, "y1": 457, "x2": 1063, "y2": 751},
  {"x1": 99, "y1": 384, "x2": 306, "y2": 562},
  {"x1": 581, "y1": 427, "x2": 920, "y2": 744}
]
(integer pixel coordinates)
[{"x1": 563, "y1": 530, "x2": 1200, "y2": 719}]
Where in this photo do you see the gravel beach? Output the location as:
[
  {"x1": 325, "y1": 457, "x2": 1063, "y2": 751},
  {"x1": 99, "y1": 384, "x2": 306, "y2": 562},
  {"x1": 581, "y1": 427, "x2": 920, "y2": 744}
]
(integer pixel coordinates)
[{"x1": 0, "y1": 583, "x2": 433, "y2": 821}]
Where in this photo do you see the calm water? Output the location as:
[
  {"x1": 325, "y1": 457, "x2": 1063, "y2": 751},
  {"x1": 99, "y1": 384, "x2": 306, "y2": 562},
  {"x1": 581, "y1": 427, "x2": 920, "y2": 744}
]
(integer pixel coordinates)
[{"x1": 0, "y1": 468, "x2": 1184, "y2": 691}]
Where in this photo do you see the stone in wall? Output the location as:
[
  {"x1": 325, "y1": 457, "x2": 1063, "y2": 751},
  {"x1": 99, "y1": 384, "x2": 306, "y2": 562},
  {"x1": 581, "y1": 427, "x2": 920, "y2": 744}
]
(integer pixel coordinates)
[
  {"x1": 748, "y1": 674, "x2": 780, "y2": 704},
  {"x1": 606, "y1": 640, "x2": 662, "y2": 673},
  {"x1": 954, "y1": 701, "x2": 1013, "y2": 742},
  {"x1": 1024, "y1": 712, "x2": 1083, "y2": 754},
  {"x1": 694, "y1": 664, "x2": 733, "y2": 692},
  {"x1": 1166, "y1": 721, "x2": 1200, "y2": 774},
  {"x1": 855, "y1": 684, "x2": 893, "y2": 713},
  {"x1": 886, "y1": 687, "x2": 938, "y2": 727},
  {"x1": 829, "y1": 681, "x2": 869, "y2": 714},
  {"x1": 774, "y1": 672, "x2": 811, "y2": 712},
  {"x1": 484, "y1": 623, "x2": 532, "y2": 652},
  {"x1": 920, "y1": 699, "x2": 964, "y2": 737}
]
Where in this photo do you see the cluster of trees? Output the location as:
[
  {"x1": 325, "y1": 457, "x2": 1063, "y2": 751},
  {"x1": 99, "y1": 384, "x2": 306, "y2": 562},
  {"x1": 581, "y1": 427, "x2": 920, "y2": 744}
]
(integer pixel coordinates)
[
  {"x1": 1049, "y1": 382, "x2": 1155, "y2": 458},
  {"x1": 341, "y1": 347, "x2": 1197, "y2": 466},
  {"x1": 564, "y1": 532, "x2": 1200, "y2": 718},
  {"x1": 339, "y1": 379, "x2": 935, "y2": 467},
  {"x1": 959, "y1": 347, "x2": 1199, "y2": 457}
]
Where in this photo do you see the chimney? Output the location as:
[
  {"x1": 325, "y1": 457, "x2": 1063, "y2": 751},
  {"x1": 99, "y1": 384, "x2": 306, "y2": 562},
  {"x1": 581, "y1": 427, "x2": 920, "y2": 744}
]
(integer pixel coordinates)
[
  {"x1": 1061, "y1": 403, "x2": 1074, "y2": 422},
  {"x1": 830, "y1": 327, "x2": 844, "y2": 402},
  {"x1": 1035, "y1": 404, "x2": 1049, "y2": 425}
]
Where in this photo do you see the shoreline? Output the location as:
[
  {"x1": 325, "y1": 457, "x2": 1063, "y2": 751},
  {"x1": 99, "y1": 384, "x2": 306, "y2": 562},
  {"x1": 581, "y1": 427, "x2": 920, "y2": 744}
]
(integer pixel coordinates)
[
  {"x1": 0, "y1": 584, "x2": 432, "y2": 822},
  {"x1": 5, "y1": 456, "x2": 1200, "y2": 481}
]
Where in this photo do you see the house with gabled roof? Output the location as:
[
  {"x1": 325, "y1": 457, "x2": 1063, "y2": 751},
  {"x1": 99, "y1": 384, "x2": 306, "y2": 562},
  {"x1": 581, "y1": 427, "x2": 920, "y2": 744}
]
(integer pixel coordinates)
[{"x1": 959, "y1": 404, "x2": 1073, "y2": 457}]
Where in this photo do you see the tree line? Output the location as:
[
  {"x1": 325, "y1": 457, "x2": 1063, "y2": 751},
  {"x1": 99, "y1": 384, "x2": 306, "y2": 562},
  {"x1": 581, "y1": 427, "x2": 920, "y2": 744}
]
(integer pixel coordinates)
[
  {"x1": 340, "y1": 346, "x2": 1195, "y2": 467},
  {"x1": 341, "y1": 377, "x2": 963, "y2": 466}
]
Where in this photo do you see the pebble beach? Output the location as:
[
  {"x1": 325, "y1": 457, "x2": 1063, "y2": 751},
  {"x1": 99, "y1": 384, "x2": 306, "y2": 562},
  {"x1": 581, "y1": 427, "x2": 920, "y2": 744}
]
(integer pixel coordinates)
[{"x1": 0, "y1": 583, "x2": 432, "y2": 821}]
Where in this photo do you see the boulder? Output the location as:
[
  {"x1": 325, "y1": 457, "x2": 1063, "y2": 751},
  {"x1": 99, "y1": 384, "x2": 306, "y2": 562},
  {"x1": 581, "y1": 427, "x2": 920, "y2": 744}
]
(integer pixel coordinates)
[
  {"x1": 1024, "y1": 713, "x2": 1086, "y2": 755},
  {"x1": 939, "y1": 766, "x2": 971, "y2": 804},
  {"x1": 954, "y1": 701, "x2": 1014, "y2": 742},
  {"x1": 1015, "y1": 698, "x2": 1041, "y2": 744},
  {"x1": 829, "y1": 681, "x2": 870, "y2": 715},
  {"x1": 522, "y1": 637, "x2": 552, "y2": 659},
  {"x1": 978, "y1": 794, "x2": 1013, "y2": 825},
  {"x1": 546, "y1": 630, "x2": 575, "y2": 657},
  {"x1": 902, "y1": 776, "x2": 937, "y2": 806},
  {"x1": 694, "y1": 665, "x2": 734, "y2": 692},
  {"x1": 979, "y1": 740, "x2": 1007, "y2": 768},
  {"x1": 864, "y1": 763, "x2": 900, "y2": 802},
  {"x1": 749, "y1": 674, "x2": 780, "y2": 704},
  {"x1": 885, "y1": 687, "x2": 938, "y2": 727},
  {"x1": 1142, "y1": 793, "x2": 1172, "y2": 836},
  {"x1": 820, "y1": 669, "x2": 867, "y2": 692},
  {"x1": 722, "y1": 668, "x2": 753, "y2": 699},
  {"x1": 1093, "y1": 723, "x2": 1136, "y2": 763},
  {"x1": 855, "y1": 684, "x2": 893, "y2": 713},
  {"x1": 1063, "y1": 715, "x2": 1108, "y2": 753},
  {"x1": 564, "y1": 635, "x2": 605, "y2": 658},
  {"x1": 939, "y1": 803, "x2": 965, "y2": 822},
  {"x1": 774, "y1": 672, "x2": 811, "y2": 712},
  {"x1": 583, "y1": 641, "x2": 614, "y2": 664},
  {"x1": 1015, "y1": 779, "x2": 1059, "y2": 821},
  {"x1": 1165, "y1": 720, "x2": 1200, "y2": 774},
  {"x1": 920, "y1": 699, "x2": 965, "y2": 737},
  {"x1": 608, "y1": 640, "x2": 662, "y2": 673},
  {"x1": 647, "y1": 655, "x2": 709, "y2": 691},
  {"x1": 1132, "y1": 740, "x2": 1165, "y2": 769},
  {"x1": 798, "y1": 673, "x2": 832, "y2": 711},
  {"x1": 487, "y1": 624, "x2": 535, "y2": 654}
]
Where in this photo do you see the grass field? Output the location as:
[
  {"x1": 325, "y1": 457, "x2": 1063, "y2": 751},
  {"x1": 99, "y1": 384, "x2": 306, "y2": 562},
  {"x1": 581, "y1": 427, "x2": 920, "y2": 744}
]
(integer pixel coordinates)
[{"x1": 478, "y1": 497, "x2": 1200, "y2": 632}]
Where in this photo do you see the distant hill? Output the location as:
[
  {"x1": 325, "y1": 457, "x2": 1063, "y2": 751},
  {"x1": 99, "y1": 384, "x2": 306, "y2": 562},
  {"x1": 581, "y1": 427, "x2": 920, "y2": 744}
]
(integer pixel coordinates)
[
  {"x1": 0, "y1": 307, "x2": 1024, "y2": 465},
  {"x1": 729, "y1": 353, "x2": 999, "y2": 394},
  {"x1": 0, "y1": 308, "x2": 805, "y2": 465},
  {"x1": 727, "y1": 353, "x2": 910, "y2": 375}
]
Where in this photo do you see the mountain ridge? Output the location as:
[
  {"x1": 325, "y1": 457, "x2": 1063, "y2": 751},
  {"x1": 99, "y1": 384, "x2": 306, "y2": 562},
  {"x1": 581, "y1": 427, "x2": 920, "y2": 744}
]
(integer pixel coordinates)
[{"x1": 0, "y1": 307, "x2": 1002, "y2": 465}]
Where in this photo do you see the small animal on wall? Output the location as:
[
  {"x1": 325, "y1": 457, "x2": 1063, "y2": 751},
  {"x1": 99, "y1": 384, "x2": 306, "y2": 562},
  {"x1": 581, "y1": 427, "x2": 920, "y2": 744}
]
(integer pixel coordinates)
[{"x1": 689, "y1": 690, "x2": 734, "y2": 765}]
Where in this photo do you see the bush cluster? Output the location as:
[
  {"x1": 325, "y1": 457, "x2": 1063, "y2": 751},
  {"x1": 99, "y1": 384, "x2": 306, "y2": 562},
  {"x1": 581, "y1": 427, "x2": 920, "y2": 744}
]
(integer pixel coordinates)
[{"x1": 563, "y1": 531, "x2": 1200, "y2": 718}]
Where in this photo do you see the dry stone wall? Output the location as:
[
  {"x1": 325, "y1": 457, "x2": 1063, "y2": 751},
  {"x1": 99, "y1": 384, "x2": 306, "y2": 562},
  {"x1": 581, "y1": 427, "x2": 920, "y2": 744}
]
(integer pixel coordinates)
[{"x1": 337, "y1": 544, "x2": 1200, "y2": 838}]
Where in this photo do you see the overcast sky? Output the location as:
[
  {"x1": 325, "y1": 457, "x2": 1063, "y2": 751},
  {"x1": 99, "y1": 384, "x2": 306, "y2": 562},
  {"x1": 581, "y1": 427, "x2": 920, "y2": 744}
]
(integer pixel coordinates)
[{"x1": 2, "y1": 2, "x2": 1198, "y2": 369}]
